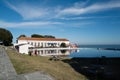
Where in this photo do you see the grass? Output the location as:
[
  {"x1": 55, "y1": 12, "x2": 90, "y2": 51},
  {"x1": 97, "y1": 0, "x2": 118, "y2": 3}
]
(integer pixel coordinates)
[{"x1": 6, "y1": 47, "x2": 87, "y2": 80}]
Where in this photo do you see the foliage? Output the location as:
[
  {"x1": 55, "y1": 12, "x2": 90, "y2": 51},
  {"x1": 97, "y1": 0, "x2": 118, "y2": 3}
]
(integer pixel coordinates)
[
  {"x1": 18, "y1": 34, "x2": 26, "y2": 39},
  {"x1": 0, "y1": 28, "x2": 13, "y2": 46},
  {"x1": 31, "y1": 34, "x2": 55, "y2": 38},
  {"x1": 44, "y1": 35, "x2": 55, "y2": 38},
  {"x1": 60, "y1": 43, "x2": 67, "y2": 48},
  {"x1": 31, "y1": 34, "x2": 44, "y2": 38}
]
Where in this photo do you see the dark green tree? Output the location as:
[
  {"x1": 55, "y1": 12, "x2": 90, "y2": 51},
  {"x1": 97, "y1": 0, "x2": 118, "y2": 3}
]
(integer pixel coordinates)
[
  {"x1": 31, "y1": 34, "x2": 44, "y2": 38},
  {"x1": 60, "y1": 43, "x2": 67, "y2": 48},
  {"x1": 0, "y1": 28, "x2": 13, "y2": 46},
  {"x1": 31, "y1": 34, "x2": 56, "y2": 38},
  {"x1": 44, "y1": 35, "x2": 55, "y2": 38},
  {"x1": 18, "y1": 34, "x2": 26, "y2": 39}
]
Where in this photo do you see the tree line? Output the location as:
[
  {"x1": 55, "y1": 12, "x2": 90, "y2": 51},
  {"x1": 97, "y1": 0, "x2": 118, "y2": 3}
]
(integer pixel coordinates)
[{"x1": 18, "y1": 34, "x2": 55, "y2": 38}]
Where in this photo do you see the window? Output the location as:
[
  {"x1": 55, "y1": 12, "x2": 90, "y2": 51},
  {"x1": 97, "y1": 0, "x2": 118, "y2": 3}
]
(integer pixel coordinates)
[
  {"x1": 35, "y1": 42, "x2": 36, "y2": 47},
  {"x1": 41, "y1": 43, "x2": 43, "y2": 47},
  {"x1": 38, "y1": 43, "x2": 40, "y2": 47},
  {"x1": 31, "y1": 42, "x2": 33, "y2": 45}
]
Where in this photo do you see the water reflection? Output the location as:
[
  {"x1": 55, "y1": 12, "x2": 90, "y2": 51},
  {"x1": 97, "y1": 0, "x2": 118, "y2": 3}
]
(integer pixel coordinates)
[
  {"x1": 29, "y1": 48, "x2": 80, "y2": 56},
  {"x1": 39, "y1": 49, "x2": 69, "y2": 56},
  {"x1": 29, "y1": 48, "x2": 120, "y2": 58}
]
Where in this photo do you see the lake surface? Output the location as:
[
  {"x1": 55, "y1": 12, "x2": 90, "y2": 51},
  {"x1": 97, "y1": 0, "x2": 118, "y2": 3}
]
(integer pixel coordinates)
[
  {"x1": 79, "y1": 45, "x2": 120, "y2": 48},
  {"x1": 68, "y1": 45, "x2": 120, "y2": 58},
  {"x1": 36, "y1": 47, "x2": 120, "y2": 58},
  {"x1": 69, "y1": 48, "x2": 120, "y2": 58}
]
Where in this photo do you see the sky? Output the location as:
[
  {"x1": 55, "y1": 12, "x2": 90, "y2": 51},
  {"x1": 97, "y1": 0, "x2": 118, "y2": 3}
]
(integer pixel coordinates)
[{"x1": 0, "y1": 0, "x2": 120, "y2": 45}]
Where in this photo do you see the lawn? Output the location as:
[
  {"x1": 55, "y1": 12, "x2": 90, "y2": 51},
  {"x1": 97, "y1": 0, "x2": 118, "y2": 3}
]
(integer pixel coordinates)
[{"x1": 6, "y1": 47, "x2": 87, "y2": 80}]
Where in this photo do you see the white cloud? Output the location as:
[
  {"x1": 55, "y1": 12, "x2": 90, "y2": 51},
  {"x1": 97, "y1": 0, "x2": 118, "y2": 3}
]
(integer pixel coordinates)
[
  {"x1": 4, "y1": 0, "x2": 120, "y2": 21},
  {"x1": 0, "y1": 20, "x2": 95, "y2": 28},
  {"x1": 57, "y1": 1, "x2": 120, "y2": 17},
  {"x1": 59, "y1": 16, "x2": 120, "y2": 20},
  {"x1": 5, "y1": 1, "x2": 49, "y2": 20},
  {"x1": 73, "y1": 0, "x2": 89, "y2": 8},
  {"x1": 59, "y1": 17, "x2": 93, "y2": 20},
  {"x1": 0, "y1": 21, "x2": 62, "y2": 28}
]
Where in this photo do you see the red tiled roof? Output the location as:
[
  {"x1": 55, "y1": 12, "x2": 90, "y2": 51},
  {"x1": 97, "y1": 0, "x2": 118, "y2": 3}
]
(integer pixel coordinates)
[{"x1": 18, "y1": 37, "x2": 69, "y2": 41}]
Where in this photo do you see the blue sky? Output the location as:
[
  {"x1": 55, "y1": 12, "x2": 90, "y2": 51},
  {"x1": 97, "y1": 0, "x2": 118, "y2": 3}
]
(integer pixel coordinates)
[{"x1": 0, "y1": 0, "x2": 120, "y2": 44}]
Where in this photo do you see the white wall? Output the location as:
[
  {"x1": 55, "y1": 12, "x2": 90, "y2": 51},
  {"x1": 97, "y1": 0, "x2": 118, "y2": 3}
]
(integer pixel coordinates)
[
  {"x1": 18, "y1": 40, "x2": 70, "y2": 47},
  {"x1": 18, "y1": 40, "x2": 28, "y2": 44},
  {"x1": 17, "y1": 39, "x2": 70, "y2": 54},
  {"x1": 19, "y1": 44, "x2": 32, "y2": 54}
]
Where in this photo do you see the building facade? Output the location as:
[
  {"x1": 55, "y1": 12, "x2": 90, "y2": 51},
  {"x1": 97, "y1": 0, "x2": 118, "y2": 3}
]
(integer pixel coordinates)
[{"x1": 14, "y1": 37, "x2": 70, "y2": 54}]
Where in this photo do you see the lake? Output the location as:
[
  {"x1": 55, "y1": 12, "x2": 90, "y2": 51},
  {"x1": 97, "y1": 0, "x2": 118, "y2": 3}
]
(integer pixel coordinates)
[
  {"x1": 69, "y1": 48, "x2": 120, "y2": 58},
  {"x1": 70, "y1": 45, "x2": 120, "y2": 58},
  {"x1": 36, "y1": 45, "x2": 120, "y2": 58}
]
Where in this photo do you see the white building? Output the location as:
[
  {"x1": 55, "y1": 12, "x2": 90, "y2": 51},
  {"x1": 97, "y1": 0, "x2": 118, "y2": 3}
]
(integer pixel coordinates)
[
  {"x1": 14, "y1": 37, "x2": 70, "y2": 54},
  {"x1": 14, "y1": 43, "x2": 34, "y2": 54}
]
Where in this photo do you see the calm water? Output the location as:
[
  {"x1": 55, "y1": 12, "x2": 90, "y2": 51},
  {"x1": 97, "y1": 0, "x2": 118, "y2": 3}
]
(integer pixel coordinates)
[
  {"x1": 69, "y1": 45, "x2": 120, "y2": 58},
  {"x1": 69, "y1": 48, "x2": 120, "y2": 58},
  {"x1": 35, "y1": 45, "x2": 120, "y2": 57},
  {"x1": 79, "y1": 45, "x2": 120, "y2": 48}
]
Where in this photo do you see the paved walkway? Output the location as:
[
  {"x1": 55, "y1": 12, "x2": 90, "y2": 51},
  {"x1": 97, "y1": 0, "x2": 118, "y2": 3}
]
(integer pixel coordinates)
[
  {"x1": 24, "y1": 72, "x2": 54, "y2": 80},
  {"x1": 0, "y1": 46, "x2": 54, "y2": 80}
]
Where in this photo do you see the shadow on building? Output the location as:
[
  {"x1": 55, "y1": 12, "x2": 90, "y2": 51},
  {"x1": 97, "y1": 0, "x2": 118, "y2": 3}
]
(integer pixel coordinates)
[{"x1": 62, "y1": 57, "x2": 120, "y2": 80}]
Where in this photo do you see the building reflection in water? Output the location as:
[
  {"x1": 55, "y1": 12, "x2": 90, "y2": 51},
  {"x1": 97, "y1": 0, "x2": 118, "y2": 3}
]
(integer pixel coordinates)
[{"x1": 29, "y1": 49, "x2": 80, "y2": 56}]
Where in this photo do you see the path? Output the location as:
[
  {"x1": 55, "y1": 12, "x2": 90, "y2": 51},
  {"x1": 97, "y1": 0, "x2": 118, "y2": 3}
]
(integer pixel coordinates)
[{"x1": 0, "y1": 46, "x2": 54, "y2": 80}]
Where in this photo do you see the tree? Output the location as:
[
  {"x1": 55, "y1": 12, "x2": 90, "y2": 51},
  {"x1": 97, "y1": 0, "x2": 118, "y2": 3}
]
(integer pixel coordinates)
[
  {"x1": 0, "y1": 28, "x2": 13, "y2": 46},
  {"x1": 44, "y1": 35, "x2": 55, "y2": 38},
  {"x1": 60, "y1": 43, "x2": 67, "y2": 48},
  {"x1": 31, "y1": 34, "x2": 56, "y2": 38},
  {"x1": 18, "y1": 34, "x2": 26, "y2": 39},
  {"x1": 31, "y1": 34, "x2": 44, "y2": 38}
]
